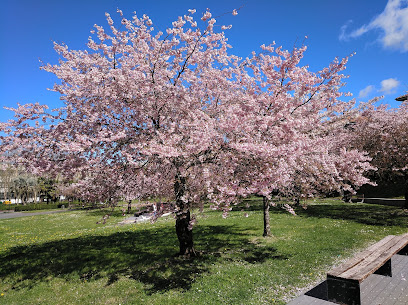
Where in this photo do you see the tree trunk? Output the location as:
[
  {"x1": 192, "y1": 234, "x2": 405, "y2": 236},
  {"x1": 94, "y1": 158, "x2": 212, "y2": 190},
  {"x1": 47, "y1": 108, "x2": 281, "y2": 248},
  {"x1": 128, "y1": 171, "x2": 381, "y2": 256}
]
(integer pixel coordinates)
[
  {"x1": 174, "y1": 174, "x2": 196, "y2": 257},
  {"x1": 263, "y1": 196, "x2": 271, "y2": 237},
  {"x1": 127, "y1": 200, "x2": 132, "y2": 214},
  {"x1": 404, "y1": 175, "x2": 408, "y2": 209},
  {"x1": 342, "y1": 189, "x2": 352, "y2": 203}
]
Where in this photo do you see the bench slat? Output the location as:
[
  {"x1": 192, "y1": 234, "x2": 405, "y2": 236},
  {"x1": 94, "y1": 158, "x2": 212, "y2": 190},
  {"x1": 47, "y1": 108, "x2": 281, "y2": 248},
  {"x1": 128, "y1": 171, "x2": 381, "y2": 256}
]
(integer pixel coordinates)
[
  {"x1": 328, "y1": 234, "x2": 408, "y2": 281},
  {"x1": 344, "y1": 234, "x2": 408, "y2": 281},
  {"x1": 327, "y1": 233, "x2": 408, "y2": 305},
  {"x1": 328, "y1": 235, "x2": 396, "y2": 278}
]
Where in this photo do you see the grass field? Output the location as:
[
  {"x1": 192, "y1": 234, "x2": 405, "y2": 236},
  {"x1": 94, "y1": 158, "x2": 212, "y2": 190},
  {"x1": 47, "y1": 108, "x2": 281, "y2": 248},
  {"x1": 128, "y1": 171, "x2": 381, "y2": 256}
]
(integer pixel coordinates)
[{"x1": 0, "y1": 197, "x2": 407, "y2": 304}]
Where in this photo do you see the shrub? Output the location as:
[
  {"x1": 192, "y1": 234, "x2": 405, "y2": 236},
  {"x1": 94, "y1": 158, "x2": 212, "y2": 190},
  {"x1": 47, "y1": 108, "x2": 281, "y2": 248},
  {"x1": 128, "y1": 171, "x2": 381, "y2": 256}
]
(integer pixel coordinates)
[
  {"x1": 0, "y1": 203, "x2": 14, "y2": 211},
  {"x1": 14, "y1": 203, "x2": 61, "y2": 212}
]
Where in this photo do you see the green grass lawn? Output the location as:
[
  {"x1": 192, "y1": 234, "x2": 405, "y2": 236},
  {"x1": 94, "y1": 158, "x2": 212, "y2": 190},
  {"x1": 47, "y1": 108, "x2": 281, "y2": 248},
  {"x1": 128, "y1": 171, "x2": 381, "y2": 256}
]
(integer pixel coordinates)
[{"x1": 0, "y1": 198, "x2": 407, "y2": 304}]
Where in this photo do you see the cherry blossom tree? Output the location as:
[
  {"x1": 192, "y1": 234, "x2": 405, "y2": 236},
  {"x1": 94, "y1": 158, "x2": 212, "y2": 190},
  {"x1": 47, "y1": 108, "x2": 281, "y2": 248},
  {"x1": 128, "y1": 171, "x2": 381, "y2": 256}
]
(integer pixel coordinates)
[
  {"x1": 0, "y1": 9, "x2": 250, "y2": 256},
  {"x1": 197, "y1": 44, "x2": 373, "y2": 236},
  {"x1": 0, "y1": 9, "x2": 374, "y2": 254},
  {"x1": 352, "y1": 102, "x2": 408, "y2": 207}
]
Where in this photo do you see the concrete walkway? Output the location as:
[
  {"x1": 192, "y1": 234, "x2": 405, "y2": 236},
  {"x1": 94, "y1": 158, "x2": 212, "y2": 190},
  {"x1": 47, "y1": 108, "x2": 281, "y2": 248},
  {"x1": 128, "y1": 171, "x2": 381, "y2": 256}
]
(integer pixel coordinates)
[
  {"x1": 0, "y1": 209, "x2": 68, "y2": 220},
  {"x1": 118, "y1": 212, "x2": 172, "y2": 225},
  {"x1": 0, "y1": 209, "x2": 171, "y2": 222},
  {"x1": 351, "y1": 197, "x2": 406, "y2": 208}
]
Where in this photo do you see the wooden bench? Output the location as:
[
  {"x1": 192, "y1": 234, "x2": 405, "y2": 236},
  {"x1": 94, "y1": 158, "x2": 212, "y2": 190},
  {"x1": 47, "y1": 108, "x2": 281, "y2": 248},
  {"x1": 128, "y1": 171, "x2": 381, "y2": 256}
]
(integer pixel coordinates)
[
  {"x1": 327, "y1": 233, "x2": 408, "y2": 305},
  {"x1": 134, "y1": 209, "x2": 149, "y2": 217},
  {"x1": 354, "y1": 194, "x2": 364, "y2": 203}
]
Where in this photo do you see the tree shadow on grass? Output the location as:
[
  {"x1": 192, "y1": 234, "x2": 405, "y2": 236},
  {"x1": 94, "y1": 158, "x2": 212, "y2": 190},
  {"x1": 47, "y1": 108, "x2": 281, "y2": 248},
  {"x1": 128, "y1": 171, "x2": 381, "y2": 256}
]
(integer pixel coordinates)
[
  {"x1": 0, "y1": 224, "x2": 286, "y2": 295},
  {"x1": 194, "y1": 224, "x2": 288, "y2": 263},
  {"x1": 297, "y1": 204, "x2": 408, "y2": 227}
]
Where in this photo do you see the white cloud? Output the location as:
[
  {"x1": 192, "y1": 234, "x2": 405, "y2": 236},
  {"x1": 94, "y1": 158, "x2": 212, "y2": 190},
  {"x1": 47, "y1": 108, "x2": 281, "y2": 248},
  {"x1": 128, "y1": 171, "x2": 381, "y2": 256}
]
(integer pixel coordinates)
[
  {"x1": 358, "y1": 85, "x2": 375, "y2": 98},
  {"x1": 340, "y1": 0, "x2": 408, "y2": 51},
  {"x1": 379, "y1": 78, "x2": 400, "y2": 93},
  {"x1": 357, "y1": 79, "x2": 399, "y2": 99},
  {"x1": 339, "y1": 20, "x2": 353, "y2": 41}
]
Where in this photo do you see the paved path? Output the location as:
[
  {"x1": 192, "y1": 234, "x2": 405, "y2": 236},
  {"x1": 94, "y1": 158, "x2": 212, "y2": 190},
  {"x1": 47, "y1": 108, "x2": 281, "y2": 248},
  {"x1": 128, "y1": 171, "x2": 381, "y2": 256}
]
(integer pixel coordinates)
[
  {"x1": 118, "y1": 212, "x2": 172, "y2": 225},
  {"x1": 0, "y1": 209, "x2": 68, "y2": 220},
  {"x1": 0, "y1": 210, "x2": 171, "y2": 222},
  {"x1": 287, "y1": 254, "x2": 408, "y2": 305}
]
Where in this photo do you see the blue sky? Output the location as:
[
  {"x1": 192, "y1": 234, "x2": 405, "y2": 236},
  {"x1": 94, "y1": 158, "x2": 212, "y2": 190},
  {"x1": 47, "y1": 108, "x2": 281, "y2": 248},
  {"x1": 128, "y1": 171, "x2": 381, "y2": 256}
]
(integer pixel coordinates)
[{"x1": 1, "y1": 0, "x2": 407, "y2": 121}]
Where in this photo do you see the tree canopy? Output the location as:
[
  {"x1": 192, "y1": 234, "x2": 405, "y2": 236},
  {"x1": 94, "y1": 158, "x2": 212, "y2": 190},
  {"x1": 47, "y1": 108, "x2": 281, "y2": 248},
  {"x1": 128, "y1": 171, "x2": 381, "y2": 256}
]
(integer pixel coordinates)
[{"x1": 0, "y1": 9, "x2": 376, "y2": 255}]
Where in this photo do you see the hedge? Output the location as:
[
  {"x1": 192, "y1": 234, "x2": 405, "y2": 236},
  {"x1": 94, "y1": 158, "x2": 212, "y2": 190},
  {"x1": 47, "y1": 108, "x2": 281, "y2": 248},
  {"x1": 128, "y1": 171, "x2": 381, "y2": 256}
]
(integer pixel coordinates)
[
  {"x1": 13, "y1": 203, "x2": 62, "y2": 212},
  {"x1": 0, "y1": 201, "x2": 100, "y2": 212},
  {"x1": 0, "y1": 204, "x2": 14, "y2": 211}
]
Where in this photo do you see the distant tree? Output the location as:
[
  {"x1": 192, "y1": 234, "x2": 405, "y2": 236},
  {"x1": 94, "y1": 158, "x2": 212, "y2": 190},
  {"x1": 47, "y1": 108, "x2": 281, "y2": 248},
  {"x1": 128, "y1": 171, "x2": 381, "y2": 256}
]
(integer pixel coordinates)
[
  {"x1": 37, "y1": 177, "x2": 59, "y2": 203},
  {"x1": 9, "y1": 175, "x2": 38, "y2": 205},
  {"x1": 0, "y1": 164, "x2": 18, "y2": 201},
  {"x1": 0, "y1": 165, "x2": 42, "y2": 204},
  {"x1": 352, "y1": 102, "x2": 408, "y2": 207}
]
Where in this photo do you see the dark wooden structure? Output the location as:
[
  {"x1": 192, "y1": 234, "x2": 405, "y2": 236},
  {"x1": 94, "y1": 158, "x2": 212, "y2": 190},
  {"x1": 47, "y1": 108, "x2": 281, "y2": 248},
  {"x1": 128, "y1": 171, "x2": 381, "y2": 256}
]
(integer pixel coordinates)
[
  {"x1": 327, "y1": 234, "x2": 408, "y2": 305},
  {"x1": 395, "y1": 93, "x2": 408, "y2": 101}
]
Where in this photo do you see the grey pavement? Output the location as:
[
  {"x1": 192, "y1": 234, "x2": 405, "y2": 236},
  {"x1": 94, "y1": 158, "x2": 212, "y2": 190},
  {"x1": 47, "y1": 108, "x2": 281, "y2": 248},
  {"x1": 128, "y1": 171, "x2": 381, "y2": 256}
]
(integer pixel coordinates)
[
  {"x1": 0, "y1": 209, "x2": 68, "y2": 220},
  {"x1": 118, "y1": 212, "x2": 172, "y2": 225}
]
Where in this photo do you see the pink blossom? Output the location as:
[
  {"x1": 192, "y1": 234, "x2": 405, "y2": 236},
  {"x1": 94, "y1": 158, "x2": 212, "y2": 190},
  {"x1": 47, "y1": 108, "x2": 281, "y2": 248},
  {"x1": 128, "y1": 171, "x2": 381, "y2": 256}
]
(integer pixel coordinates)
[
  {"x1": 283, "y1": 204, "x2": 296, "y2": 216},
  {"x1": 201, "y1": 10, "x2": 212, "y2": 21},
  {"x1": 0, "y1": 8, "x2": 380, "y2": 254}
]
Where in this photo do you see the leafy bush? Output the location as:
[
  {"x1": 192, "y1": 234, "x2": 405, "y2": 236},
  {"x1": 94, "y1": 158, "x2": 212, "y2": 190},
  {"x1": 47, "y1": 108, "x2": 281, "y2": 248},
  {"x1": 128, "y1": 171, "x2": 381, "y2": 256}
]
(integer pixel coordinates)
[
  {"x1": 1, "y1": 201, "x2": 100, "y2": 212},
  {"x1": 0, "y1": 204, "x2": 14, "y2": 211},
  {"x1": 14, "y1": 203, "x2": 61, "y2": 212}
]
